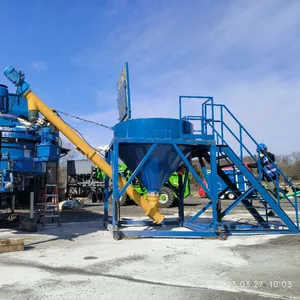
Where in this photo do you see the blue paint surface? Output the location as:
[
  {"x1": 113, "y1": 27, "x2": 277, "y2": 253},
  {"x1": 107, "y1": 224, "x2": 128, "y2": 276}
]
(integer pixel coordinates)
[
  {"x1": 114, "y1": 118, "x2": 194, "y2": 192},
  {"x1": 0, "y1": 82, "x2": 62, "y2": 193}
]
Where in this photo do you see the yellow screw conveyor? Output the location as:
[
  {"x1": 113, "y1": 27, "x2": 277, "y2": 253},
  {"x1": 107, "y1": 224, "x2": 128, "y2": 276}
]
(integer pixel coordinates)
[{"x1": 4, "y1": 66, "x2": 165, "y2": 225}]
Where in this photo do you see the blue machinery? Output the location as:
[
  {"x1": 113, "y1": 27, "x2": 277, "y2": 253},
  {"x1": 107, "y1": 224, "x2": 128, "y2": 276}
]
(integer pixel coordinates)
[
  {"x1": 3, "y1": 63, "x2": 299, "y2": 239},
  {"x1": 0, "y1": 83, "x2": 63, "y2": 209},
  {"x1": 103, "y1": 63, "x2": 300, "y2": 240}
]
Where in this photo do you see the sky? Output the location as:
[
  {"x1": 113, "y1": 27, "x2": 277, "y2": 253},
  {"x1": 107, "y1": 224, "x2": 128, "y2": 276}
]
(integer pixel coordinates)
[{"x1": 0, "y1": 0, "x2": 300, "y2": 155}]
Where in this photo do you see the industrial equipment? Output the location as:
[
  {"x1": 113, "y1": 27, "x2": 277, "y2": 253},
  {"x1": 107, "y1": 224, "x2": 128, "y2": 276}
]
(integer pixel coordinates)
[
  {"x1": 3, "y1": 66, "x2": 165, "y2": 226},
  {"x1": 66, "y1": 158, "x2": 189, "y2": 207},
  {"x1": 103, "y1": 63, "x2": 300, "y2": 239},
  {"x1": 119, "y1": 163, "x2": 190, "y2": 207},
  {"x1": 3, "y1": 63, "x2": 300, "y2": 240},
  {"x1": 199, "y1": 165, "x2": 251, "y2": 200},
  {"x1": 0, "y1": 83, "x2": 65, "y2": 215},
  {"x1": 66, "y1": 159, "x2": 105, "y2": 202}
]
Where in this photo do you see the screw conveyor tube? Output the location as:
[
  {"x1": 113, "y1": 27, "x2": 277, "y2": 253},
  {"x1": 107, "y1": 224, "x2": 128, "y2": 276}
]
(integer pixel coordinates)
[{"x1": 4, "y1": 66, "x2": 165, "y2": 225}]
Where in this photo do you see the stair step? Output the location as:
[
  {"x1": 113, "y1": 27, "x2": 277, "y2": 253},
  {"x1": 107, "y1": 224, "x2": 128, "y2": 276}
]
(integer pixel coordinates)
[
  {"x1": 43, "y1": 205, "x2": 59, "y2": 209},
  {"x1": 244, "y1": 206, "x2": 271, "y2": 210},
  {"x1": 252, "y1": 214, "x2": 280, "y2": 219},
  {"x1": 217, "y1": 155, "x2": 228, "y2": 160},
  {"x1": 218, "y1": 163, "x2": 234, "y2": 168}
]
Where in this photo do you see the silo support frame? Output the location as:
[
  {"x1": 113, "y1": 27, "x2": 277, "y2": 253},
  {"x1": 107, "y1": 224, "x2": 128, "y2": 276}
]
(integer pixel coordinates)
[
  {"x1": 104, "y1": 137, "x2": 299, "y2": 240},
  {"x1": 103, "y1": 142, "x2": 159, "y2": 230},
  {"x1": 104, "y1": 138, "x2": 221, "y2": 240}
]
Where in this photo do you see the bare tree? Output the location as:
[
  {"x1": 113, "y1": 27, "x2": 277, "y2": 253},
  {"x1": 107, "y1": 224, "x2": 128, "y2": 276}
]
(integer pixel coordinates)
[{"x1": 291, "y1": 152, "x2": 300, "y2": 181}]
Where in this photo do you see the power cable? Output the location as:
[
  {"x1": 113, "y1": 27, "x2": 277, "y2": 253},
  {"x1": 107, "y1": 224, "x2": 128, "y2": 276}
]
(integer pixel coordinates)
[
  {"x1": 54, "y1": 111, "x2": 110, "y2": 157},
  {"x1": 55, "y1": 110, "x2": 113, "y2": 130}
]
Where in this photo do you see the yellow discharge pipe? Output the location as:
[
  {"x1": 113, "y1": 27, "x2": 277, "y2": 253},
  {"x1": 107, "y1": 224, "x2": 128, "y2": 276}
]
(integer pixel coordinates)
[
  {"x1": 27, "y1": 96, "x2": 38, "y2": 111},
  {"x1": 24, "y1": 90, "x2": 164, "y2": 224}
]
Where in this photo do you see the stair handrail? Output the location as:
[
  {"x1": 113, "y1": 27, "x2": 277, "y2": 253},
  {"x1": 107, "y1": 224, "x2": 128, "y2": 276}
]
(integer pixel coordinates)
[
  {"x1": 180, "y1": 96, "x2": 213, "y2": 137},
  {"x1": 203, "y1": 103, "x2": 296, "y2": 188},
  {"x1": 203, "y1": 101, "x2": 298, "y2": 226},
  {"x1": 212, "y1": 124, "x2": 297, "y2": 206}
]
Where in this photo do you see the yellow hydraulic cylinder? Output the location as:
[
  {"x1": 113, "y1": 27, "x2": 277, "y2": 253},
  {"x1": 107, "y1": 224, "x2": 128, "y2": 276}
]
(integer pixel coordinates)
[{"x1": 23, "y1": 90, "x2": 164, "y2": 224}]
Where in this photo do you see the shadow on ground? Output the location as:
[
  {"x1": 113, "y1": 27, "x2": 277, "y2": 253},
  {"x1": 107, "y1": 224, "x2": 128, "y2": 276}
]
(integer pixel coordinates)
[{"x1": 0, "y1": 205, "x2": 106, "y2": 246}]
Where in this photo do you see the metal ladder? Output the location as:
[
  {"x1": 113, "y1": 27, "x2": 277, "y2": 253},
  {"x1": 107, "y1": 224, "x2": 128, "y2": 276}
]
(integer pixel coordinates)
[
  {"x1": 200, "y1": 97, "x2": 299, "y2": 231},
  {"x1": 40, "y1": 184, "x2": 61, "y2": 226}
]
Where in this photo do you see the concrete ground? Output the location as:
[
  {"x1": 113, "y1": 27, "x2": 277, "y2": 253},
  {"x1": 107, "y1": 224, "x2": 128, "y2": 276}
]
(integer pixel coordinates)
[{"x1": 0, "y1": 196, "x2": 300, "y2": 300}]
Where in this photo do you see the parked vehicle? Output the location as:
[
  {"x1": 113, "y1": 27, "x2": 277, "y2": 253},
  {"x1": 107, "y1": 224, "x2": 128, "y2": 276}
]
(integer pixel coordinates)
[
  {"x1": 199, "y1": 166, "x2": 250, "y2": 200},
  {"x1": 66, "y1": 159, "x2": 105, "y2": 202},
  {"x1": 67, "y1": 159, "x2": 190, "y2": 207},
  {"x1": 118, "y1": 164, "x2": 190, "y2": 207}
]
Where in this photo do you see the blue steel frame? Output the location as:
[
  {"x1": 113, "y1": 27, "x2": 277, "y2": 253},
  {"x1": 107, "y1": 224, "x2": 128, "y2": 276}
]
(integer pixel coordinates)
[
  {"x1": 104, "y1": 137, "x2": 220, "y2": 239},
  {"x1": 102, "y1": 95, "x2": 300, "y2": 239},
  {"x1": 201, "y1": 97, "x2": 299, "y2": 229}
]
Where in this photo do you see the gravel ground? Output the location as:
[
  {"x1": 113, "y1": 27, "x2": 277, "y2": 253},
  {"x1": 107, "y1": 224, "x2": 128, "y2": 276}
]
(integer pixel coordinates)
[{"x1": 0, "y1": 196, "x2": 299, "y2": 300}]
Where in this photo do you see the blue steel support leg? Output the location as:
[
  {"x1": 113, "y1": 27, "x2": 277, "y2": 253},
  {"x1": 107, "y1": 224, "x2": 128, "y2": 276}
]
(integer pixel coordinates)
[
  {"x1": 180, "y1": 169, "x2": 189, "y2": 224},
  {"x1": 104, "y1": 175, "x2": 109, "y2": 222},
  {"x1": 185, "y1": 201, "x2": 212, "y2": 224},
  {"x1": 203, "y1": 150, "x2": 269, "y2": 227},
  {"x1": 103, "y1": 150, "x2": 111, "y2": 223},
  {"x1": 198, "y1": 155, "x2": 210, "y2": 183},
  {"x1": 168, "y1": 180, "x2": 180, "y2": 199},
  {"x1": 178, "y1": 174, "x2": 183, "y2": 225},
  {"x1": 112, "y1": 142, "x2": 119, "y2": 229},
  {"x1": 210, "y1": 144, "x2": 218, "y2": 230},
  {"x1": 199, "y1": 153, "x2": 228, "y2": 200},
  {"x1": 295, "y1": 191, "x2": 299, "y2": 229},
  {"x1": 173, "y1": 144, "x2": 212, "y2": 199},
  {"x1": 221, "y1": 187, "x2": 255, "y2": 218},
  {"x1": 119, "y1": 144, "x2": 157, "y2": 197}
]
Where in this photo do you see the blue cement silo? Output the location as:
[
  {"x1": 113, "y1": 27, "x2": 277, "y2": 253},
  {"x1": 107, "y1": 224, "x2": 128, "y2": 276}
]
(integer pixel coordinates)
[
  {"x1": 103, "y1": 63, "x2": 218, "y2": 239},
  {"x1": 114, "y1": 118, "x2": 194, "y2": 194}
]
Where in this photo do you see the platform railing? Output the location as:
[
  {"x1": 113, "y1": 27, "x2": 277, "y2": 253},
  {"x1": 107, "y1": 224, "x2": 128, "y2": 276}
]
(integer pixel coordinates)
[
  {"x1": 179, "y1": 96, "x2": 214, "y2": 139},
  {"x1": 201, "y1": 98, "x2": 299, "y2": 228}
]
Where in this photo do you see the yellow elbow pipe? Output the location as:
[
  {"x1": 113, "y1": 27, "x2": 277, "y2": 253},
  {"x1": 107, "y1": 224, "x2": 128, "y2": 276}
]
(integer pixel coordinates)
[
  {"x1": 28, "y1": 96, "x2": 37, "y2": 111},
  {"x1": 23, "y1": 90, "x2": 164, "y2": 224}
]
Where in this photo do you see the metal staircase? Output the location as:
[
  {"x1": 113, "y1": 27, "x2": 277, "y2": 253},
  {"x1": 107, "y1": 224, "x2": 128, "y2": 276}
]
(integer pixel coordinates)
[{"x1": 182, "y1": 96, "x2": 299, "y2": 234}]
